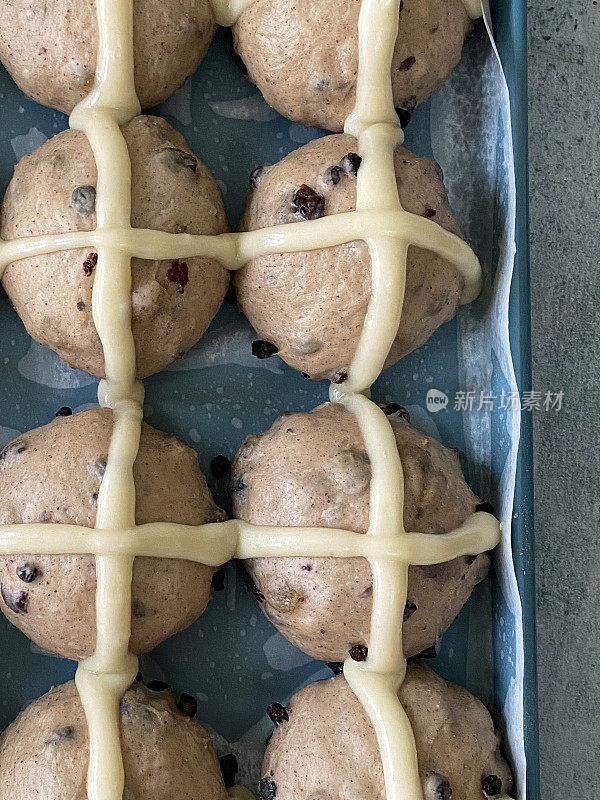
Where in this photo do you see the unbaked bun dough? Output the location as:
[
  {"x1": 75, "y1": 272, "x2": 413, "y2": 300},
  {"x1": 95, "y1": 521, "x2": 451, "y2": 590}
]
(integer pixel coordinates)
[
  {"x1": 1, "y1": 115, "x2": 229, "y2": 379},
  {"x1": 231, "y1": 402, "x2": 491, "y2": 661},
  {"x1": 233, "y1": 0, "x2": 472, "y2": 131},
  {"x1": 259, "y1": 662, "x2": 513, "y2": 800},
  {"x1": 0, "y1": 0, "x2": 216, "y2": 113},
  {"x1": 0, "y1": 409, "x2": 226, "y2": 661},
  {"x1": 0, "y1": 680, "x2": 228, "y2": 800},
  {"x1": 235, "y1": 133, "x2": 466, "y2": 382}
]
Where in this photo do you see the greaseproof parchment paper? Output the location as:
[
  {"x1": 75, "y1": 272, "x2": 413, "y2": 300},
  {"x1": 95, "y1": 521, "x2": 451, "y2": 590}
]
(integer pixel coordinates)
[{"x1": 431, "y1": 7, "x2": 525, "y2": 797}]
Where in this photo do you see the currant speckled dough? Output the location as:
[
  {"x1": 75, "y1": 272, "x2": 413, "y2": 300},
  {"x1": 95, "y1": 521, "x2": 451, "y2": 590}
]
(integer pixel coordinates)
[
  {"x1": 260, "y1": 663, "x2": 513, "y2": 800},
  {"x1": 233, "y1": 0, "x2": 471, "y2": 131},
  {"x1": 0, "y1": 680, "x2": 228, "y2": 800},
  {"x1": 231, "y1": 402, "x2": 490, "y2": 661},
  {"x1": 0, "y1": 409, "x2": 226, "y2": 661},
  {"x1": 1, "y1": 115, "x2": 229, "y2": 379},
  {"x1": 235, "y1": 133, "x2": 466, "y2": 382},
  {"x1": 0, "y1": 0, "x2": 216, "y2": 114}
]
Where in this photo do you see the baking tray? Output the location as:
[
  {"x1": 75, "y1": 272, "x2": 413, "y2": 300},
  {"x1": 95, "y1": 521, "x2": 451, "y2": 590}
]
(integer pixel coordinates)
[{"x1": 0, "y1": 3, "x2": 539, "y2": 798}]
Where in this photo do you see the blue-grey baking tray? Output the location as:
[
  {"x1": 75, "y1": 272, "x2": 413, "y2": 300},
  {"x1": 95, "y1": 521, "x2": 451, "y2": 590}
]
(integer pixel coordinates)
[{"x1": 0, "y1": 2, "x2": 538, "y2": 798}]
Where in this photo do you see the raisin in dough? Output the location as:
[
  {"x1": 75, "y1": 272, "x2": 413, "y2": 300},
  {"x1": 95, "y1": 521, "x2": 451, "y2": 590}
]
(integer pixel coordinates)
[
  {"x1": 1, "y1": 115, "x2": 229, "y2": 379},
  {"x1": 0, "y1": 409, "x2": 226, "y2": 661},
  {"x1": 231, "y1": 402, "x2": 491, "y2": 661},
  {"x1": 235, "y1": 134, "x2": 466, "y2": 382},
  {"x1": 0, "y1": 680, "x2": 228, "y2": 800},
  {"x1": 233, "y1": 0, "x2": 472, "y2": 131},
  {"x1": 260, "y1": 663, "x2": 513, "y2": 800},
  {"x1": 0, "y1": 0, "x2": 216, "y2": 114}
]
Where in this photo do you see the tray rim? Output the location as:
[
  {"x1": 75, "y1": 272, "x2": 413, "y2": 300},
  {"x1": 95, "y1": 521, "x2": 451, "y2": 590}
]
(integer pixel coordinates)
[{"x1": 491, "y1": 2, "x2": 540, "y2": 798}]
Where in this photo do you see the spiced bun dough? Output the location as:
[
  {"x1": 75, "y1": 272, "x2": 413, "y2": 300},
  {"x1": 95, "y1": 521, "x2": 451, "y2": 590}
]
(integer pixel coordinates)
[
  {"x1": 1, "y1": 115, "x2": 229, "y2": 379},
  {"x1": 0, "y1": 409, "x2": 226, "y2": 661},
  {"x1": 0, "y1": 680, "x2": 228, "y2": 800},
  {"x1": 235, "y1": 134, "x2": 466, "y2": 382},
  {"x1": 0, "y1": 0, "x2": 216, "y2": 114},
  {"x1": 260, "y1": 663, "x2": 513, "y2": 800},
  {"x1": 233, "y1": 0, "x2": 472, "y2": 131},
  {"x1": 231, "y1": 402, "x2": 491, "y2": 661}
]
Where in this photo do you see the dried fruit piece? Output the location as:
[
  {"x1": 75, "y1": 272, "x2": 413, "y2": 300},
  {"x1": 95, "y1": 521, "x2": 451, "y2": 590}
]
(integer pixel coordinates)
[
  {"x1": 292, "y1": 184, "x2": 325, "y2": 220},
  {"x1": 258, "y1": 777, "x2": 277, "y2": 799},
  {"x1": 1, "y1": 585, "x2": 28, "y2": 613},
  {"x1": 382, "y1": 402, "x2": 410, "y2": 422},
  {"x1": 324, "y1": 165, "x2": 342, "y2": 185},
  {"x1": 16, "y1": 564, "x2": 38, "y2": 583},
  {"x1": 249, "y1": 165, "x2": 269, "y2": 189},
  {"x1": 45, "y1": 725, "x2": 74, "y2": 746},
  {"x1": 326, "y1": 661, "x2": 344, "y2": 675},
  {"x1": 424, "y1": 206, "x2": 437, "y2": 218},
  {"x1": 0, "y1": 442, "x2": 26, "y2": 462},
  {"x1": 482, "y1": 775, "x2": 503, "y2": 797},
  {"x1": 178, "y1": 692, "x2": 198, "y2": 717},
  {"x1": 425, "y1": 773, "x2": 452, "y2": 800},
  {"x1": 349, "y1": 644, "x2": 368, "y2": 661},
  {"x1": 403, "y1": 600, "x2": 417, "y2": 621},
  {"x1": 166, "y1": 259, "x2": 189, "y2": 292},
  {"x1": 340, "y1": 152, "x2": 362, "y2": 175},
  {"x1": 230, "y1": 476, "x2": 247, "y2": 493},
  {"x1": 83, "y1": 252, "x2": 98, "y2": 276},
  {"x1": 70, "y1": 185, "x2": 96, "y2": 215},
  {"x1": 266, "y1": 702, "x2": 289, "y2": 725},
  {"x1": 399, "y1": 55, "x2": 416, "y2": 71},
  {"x1": 252, "y1": 340, "x2": 279, "y2": 359}
]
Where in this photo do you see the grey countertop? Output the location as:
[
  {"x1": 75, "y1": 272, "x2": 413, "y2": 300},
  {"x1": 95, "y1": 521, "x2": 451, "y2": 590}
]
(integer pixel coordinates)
[{"x1": 528, "y1": 1, "x2": 599, "y2": 797}]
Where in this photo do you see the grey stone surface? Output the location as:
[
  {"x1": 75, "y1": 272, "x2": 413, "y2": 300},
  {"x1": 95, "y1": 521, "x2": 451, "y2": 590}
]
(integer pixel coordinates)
[{"x1": 528, "y1": 2, "x2": 600, "y2": 798}]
